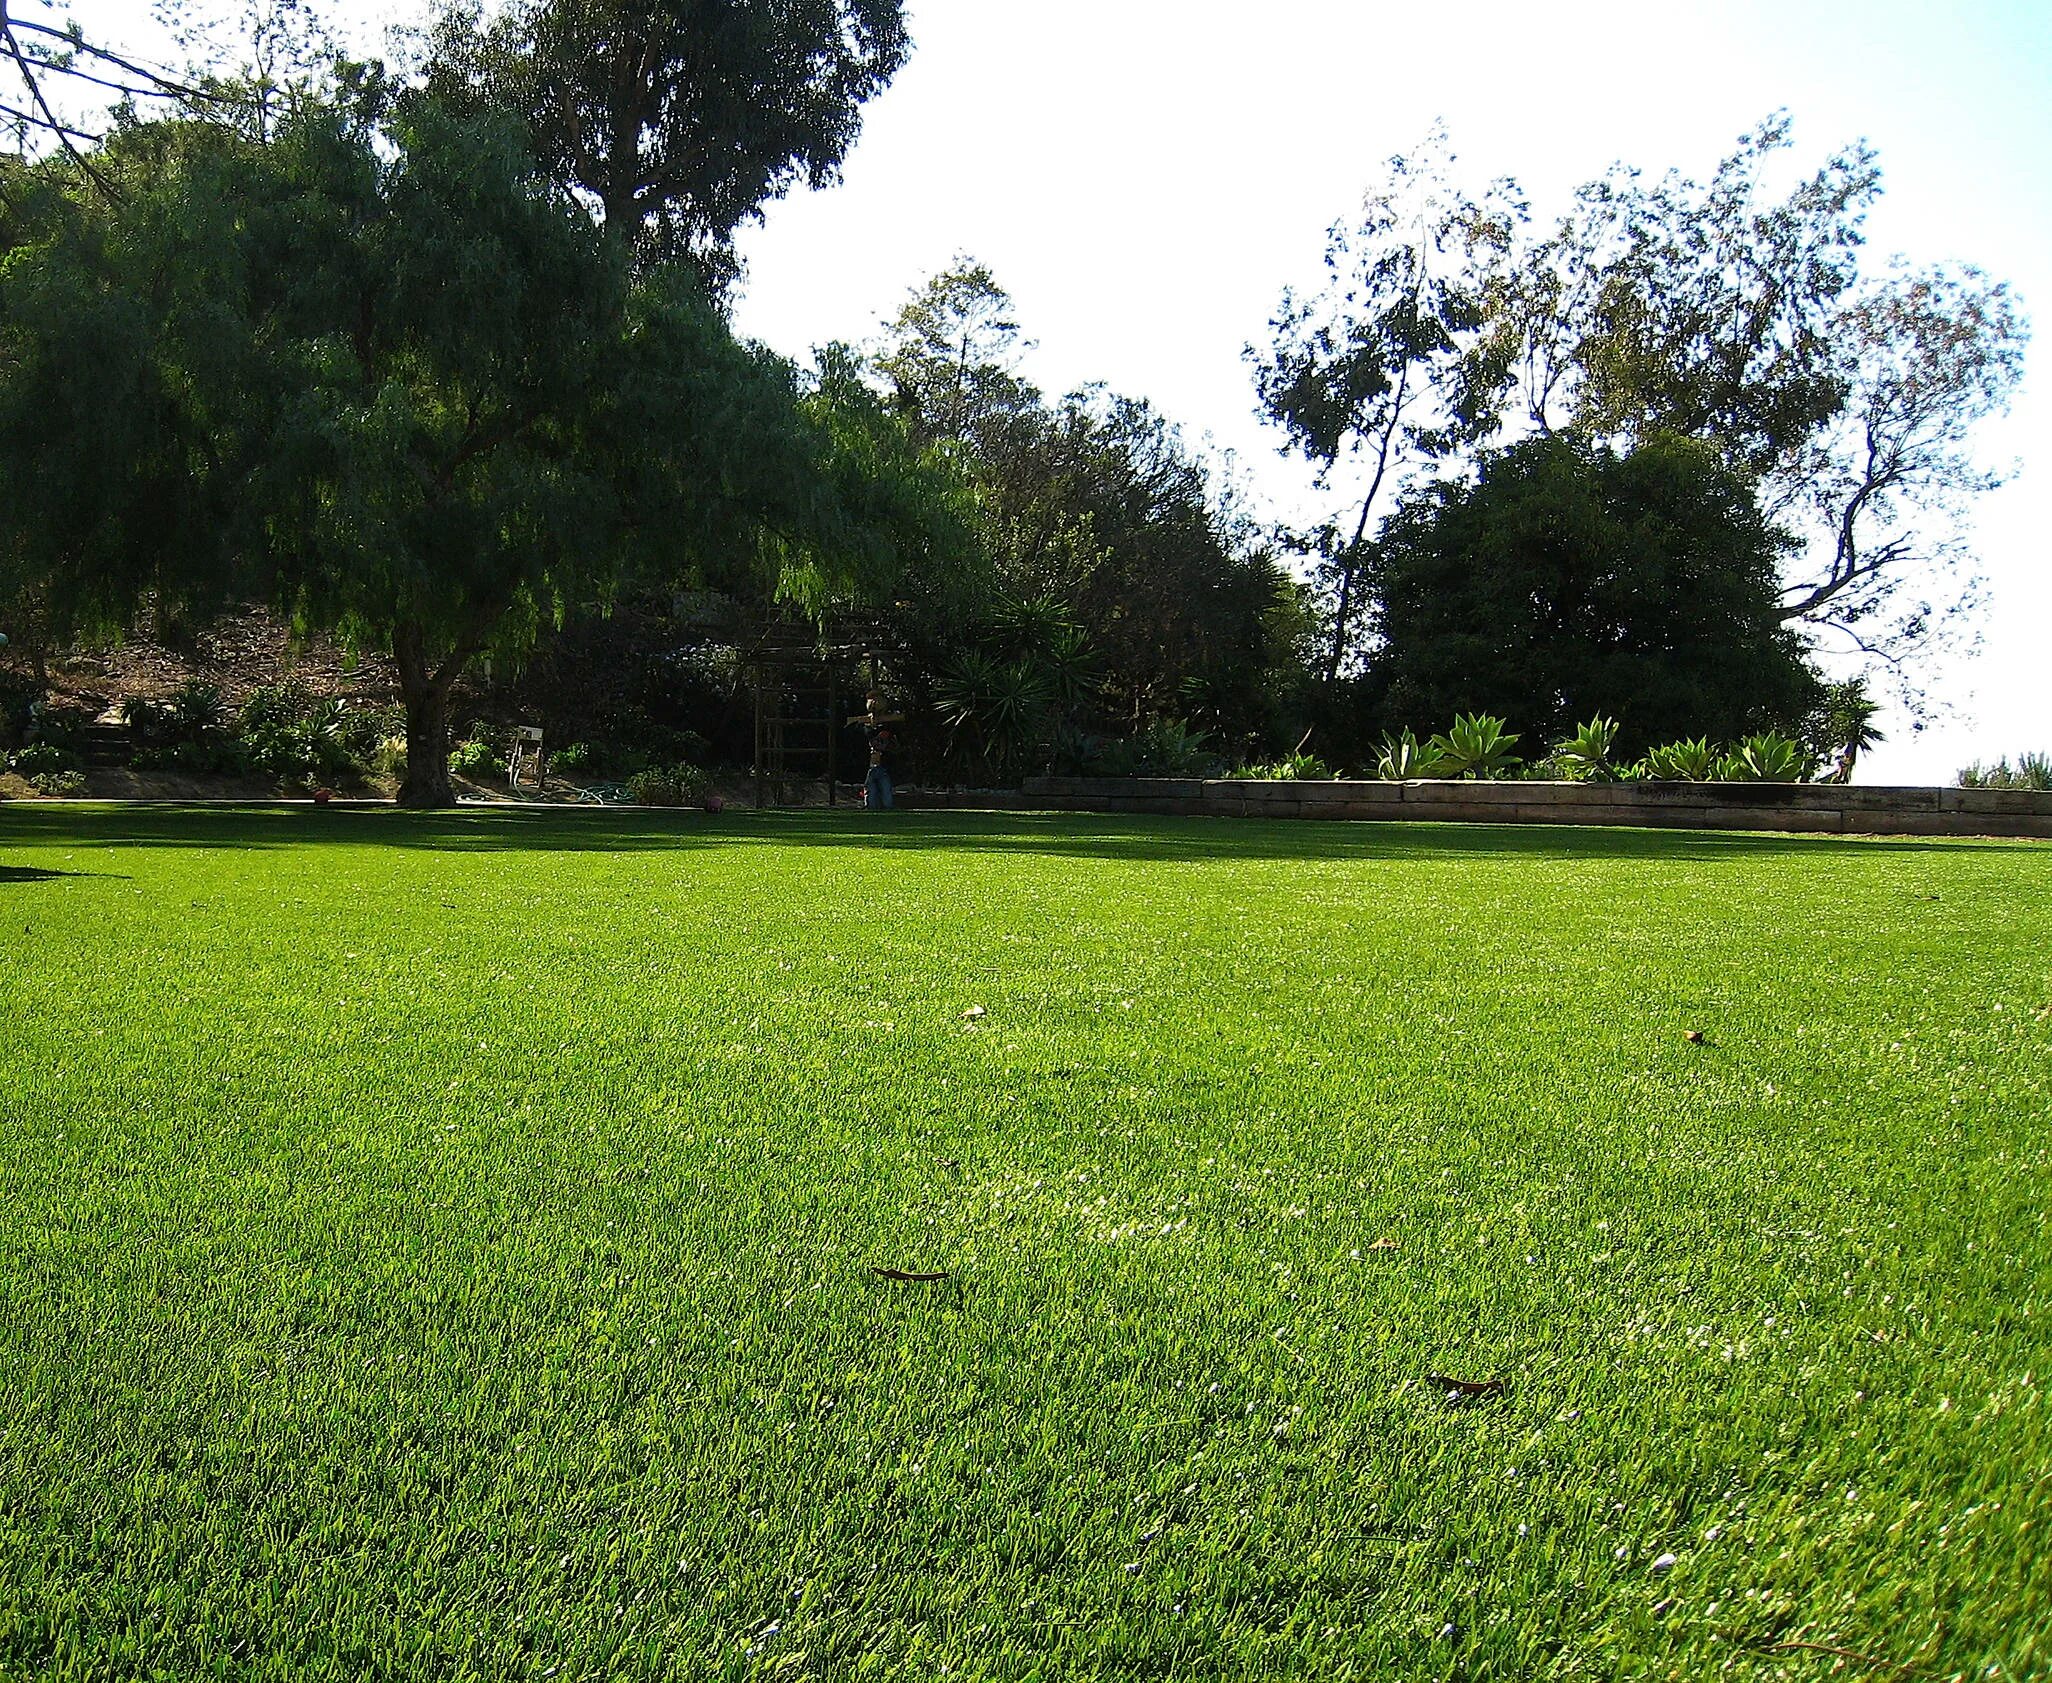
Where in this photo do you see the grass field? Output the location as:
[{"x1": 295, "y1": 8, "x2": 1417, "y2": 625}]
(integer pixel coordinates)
[{"x1": 1, "y1": 805, "x2": 2047, "y2": 1682}]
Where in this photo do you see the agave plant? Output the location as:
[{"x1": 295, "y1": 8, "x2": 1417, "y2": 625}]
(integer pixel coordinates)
[
  {"x1": 1429, "y1": 713, "x2": 1522, "y2": 779},
  {"x1": 1728, "y1": 732, "x2": 1807, "y2": 782},
  {"x1": 1640, "y1": 737, "x2": 1721, "y2": 781},
  {"x1": 1227, "y1": 751, "x2": 1332, "y2": 781},
  {"x1": 1374, "y1": 727, "x2": 1449, "y2": 780},
  {"x1": 1546, "y1": 715, "x2": 1619, "y2": 781}
]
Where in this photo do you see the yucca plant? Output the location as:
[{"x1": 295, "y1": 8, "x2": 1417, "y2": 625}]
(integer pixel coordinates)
[
  {"x1": 1374, "y1": 727, "x2": 1449, "y2": 780},
  {"x1": 1429, "y1": 713, "x2": 1522, "y2": 779},
  {"x1": 935, "y1": 652, "x2": 1056, "y2": 777}
]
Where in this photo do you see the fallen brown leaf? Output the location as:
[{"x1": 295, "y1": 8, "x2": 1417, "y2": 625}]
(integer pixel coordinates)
[
  {"x1": 1367, "y1": 1236, "x2": 1399, "y2": 1251},
  {"x1": 1426, "y1": 1374, "x2": 1506, "y2": 1400},
  {"x1": 873, "y1": 1266, "x2": 950, "y2": 1283},
  {"x1": 1684, "y1": 1029, "x2": 1706, "y2": 1044}
]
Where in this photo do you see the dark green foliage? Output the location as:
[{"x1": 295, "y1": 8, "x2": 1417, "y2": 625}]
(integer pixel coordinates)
[
  {"x1": 0, "y1": 669, "x2": 43, "y2": 745},
  {"x1": 875, "y1": 263, "x2": 1311, "y2": 759},
  {"x1": 23, "y1": 767, "x2": 84, "y2": 794},
  {"x1": 1368, "y1": 434, "x2": 1822, "y2": 752},
  {"x1": 1226, "y1": 752, "x2": 1332, "y2": 781},
  {"x1": 1251, "y1": 131, "x2": 1519, "y2": 684},
  {"x1": 5, "y1": 740, "x2": 75, "y2": 776},
  {"x1": 1085, "y1": 718, "x2": 1218, "y2": 778},
  {"x1": 4, "y1": 85, "x2": 846, "y2": 807},
  {"x1": 447, "y1": 736, "x2": 499, "y2": 778},
  {"x1": 933, "y1": 594, "x2": 1098, "y2": 781},
  {"x1": 425, "y1": 0, "x2": 909, "y2": 290}
]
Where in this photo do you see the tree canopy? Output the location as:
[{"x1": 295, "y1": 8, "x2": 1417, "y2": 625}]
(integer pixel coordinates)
[
  {"x1": 1, "y1": 80, "x2": 900, "y2": 803},
  {"x1": 424, "y1": 0, "x2": 908, "y2": 290},
  {"x1": 1257, "y1": 116, "x2": 2028, "y2": 704},
  {"x1": 1367, "y1": 434, "x2": 1822, "y2": 752}
]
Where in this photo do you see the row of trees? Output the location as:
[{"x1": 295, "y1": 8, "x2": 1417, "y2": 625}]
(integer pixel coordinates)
[
  {"x1": 1, "y1": 5, "x2": 2027, "y2": 794},
  {"x1": 1, "y1": 0, "x2": 961, "y2": 803}
]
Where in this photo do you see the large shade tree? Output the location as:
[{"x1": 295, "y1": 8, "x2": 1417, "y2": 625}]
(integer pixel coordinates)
[{"x1": 1, "y1": 84, "x2": 840, "y2": 805}]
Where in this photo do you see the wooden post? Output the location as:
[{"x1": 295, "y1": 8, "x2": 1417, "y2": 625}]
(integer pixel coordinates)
[
  {"x1": 826, "y1": 663, "x2": 839, "y2": 806},
  {"x1": 752, "y1": 667, "x2": 764, "y2": 810}
]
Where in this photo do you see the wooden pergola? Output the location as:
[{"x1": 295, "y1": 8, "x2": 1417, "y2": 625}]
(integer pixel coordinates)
[{"x1": 733, "y1": 613, "x2": 895, "y2": 808}]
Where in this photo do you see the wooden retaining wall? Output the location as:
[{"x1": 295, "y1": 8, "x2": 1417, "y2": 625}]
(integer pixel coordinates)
[{"x1": 913, "y1": 777, "x2": 2052, "y2": 838}]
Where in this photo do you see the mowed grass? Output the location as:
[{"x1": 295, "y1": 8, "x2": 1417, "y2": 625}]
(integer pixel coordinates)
[{"x1": 1, "y1": 806, "x2": 2048, "y2": 1683}]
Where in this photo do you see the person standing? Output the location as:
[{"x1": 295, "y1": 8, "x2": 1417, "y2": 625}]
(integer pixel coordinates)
[{"x1": 848, "y1": 692, "x2": 904, "y2": 810}]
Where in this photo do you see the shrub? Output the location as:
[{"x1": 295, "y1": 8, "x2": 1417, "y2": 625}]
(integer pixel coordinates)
[
  {"x1": 449, "y1": 737, "x2": 498, "y2": 777},
  {"x1": 1087, "y1": 720, "x2": 1217, "y2": 779},
  {"x1": 168, "y1": 680, "x2": 230, "y2": 741},
  {"x1": 372, "y1": 737, "x2": 408, "y2": 780},
  {"x1": 550, "y1": 741, "x2": 594, "y2": 774},
  {"x1": 27, "y1": 769, "x2": 85, "y2": 796},
  {"x1": 1959, "y1": 754, "x2": 2052, "y2": 791},
  {"x1": 237, "y1": 684, "x2": 357, "y2": 784},
  {"x1": 122, "y1": 696, "x2": 172, "y2": 743},
  {"x1": 624, "y1": 763, "x2": 712, "y2": 805},
  {"x1": 1640, "y1": 738, "x2": 1721, "y2": 781},
  {"x1": 0, "y1": 670, "x2": 47, "y2": 745},
  {"x1": 1374, "y1": 727, "x2": 1448, "y2": 780},
  {"x1": 8, "y1": 741, "x2": 76, "y2": 776}
]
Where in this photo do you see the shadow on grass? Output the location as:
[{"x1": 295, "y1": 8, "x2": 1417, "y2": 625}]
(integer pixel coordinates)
[
  {"x1": 0, "y1": 802, "x2": 2033, "y2": 865},
  {"x1": 0, "y1": 863, "x2": 131, "y2": 884}
]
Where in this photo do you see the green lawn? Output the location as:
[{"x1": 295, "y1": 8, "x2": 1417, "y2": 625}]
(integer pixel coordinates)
[{"x1": 1, "y1": 806, "x2": 2047, "y2": 1682}]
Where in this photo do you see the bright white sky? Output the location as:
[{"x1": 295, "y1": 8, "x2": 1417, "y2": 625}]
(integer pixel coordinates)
[{"x1": 89, "y1": 0, "x2": 2052, "y2": 781}]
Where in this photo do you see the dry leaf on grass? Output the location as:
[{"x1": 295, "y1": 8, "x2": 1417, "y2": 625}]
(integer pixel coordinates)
[
  {"x1": 1684, "y1": 1029, "x2": 1706, "y2": 1044},
  {"x1": 1426, "y1": 1374, "x2": 1506, "y2": 1401},
  {"x1": 873, "y1": 1266, "x2": 950, "y2": 1283}
]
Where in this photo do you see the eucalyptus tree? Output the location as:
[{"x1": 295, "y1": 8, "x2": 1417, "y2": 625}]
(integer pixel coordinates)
[
  {"x1": 1482, "y1": 115, "x2": 2026, "y2": 669},
  {"x1": 1250, "y1": 129, "x2": 1523, "y2": 686},
  {"x1": 1265, "y1": 114, "x2": 2028, "y2": 693}
]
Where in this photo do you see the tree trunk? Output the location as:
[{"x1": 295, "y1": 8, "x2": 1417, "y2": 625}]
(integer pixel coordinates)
[{"x1": 393, "y1": 620, "x2": 462, "y2": 809}]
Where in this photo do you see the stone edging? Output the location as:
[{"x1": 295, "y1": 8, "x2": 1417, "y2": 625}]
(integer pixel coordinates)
[{"x1": 980, "y1": 777, "x2": 2052, "y2": 838}]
